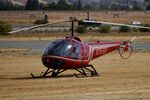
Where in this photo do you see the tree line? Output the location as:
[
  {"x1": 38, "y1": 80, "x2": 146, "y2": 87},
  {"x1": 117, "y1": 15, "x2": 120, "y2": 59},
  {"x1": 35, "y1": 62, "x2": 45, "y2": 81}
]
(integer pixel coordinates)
[
  {"x1": 0, "y1": 0, "x2": 150, "y2": 10},
  {"x1": 0, "y1": 0, "x2": 83, "y2": 10},
  {"x1": 0, "y1": 0, "x2": 24, "y2": 10},
  {"x1": 25, "y1": 0, "x2": 83, "y2": 10}
]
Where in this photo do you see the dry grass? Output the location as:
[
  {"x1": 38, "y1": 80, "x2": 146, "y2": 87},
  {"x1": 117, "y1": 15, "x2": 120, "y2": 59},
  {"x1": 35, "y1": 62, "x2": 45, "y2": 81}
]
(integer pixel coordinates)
[
  {"x1": 0, "y1": 48, "x2": 29, "y2": 52},
  {"x1": 0, "y1": 51, "x2": 150, "y2": 100},
  {"x1": 0, "y1": 11, "x2": 150, "y2": 24}
]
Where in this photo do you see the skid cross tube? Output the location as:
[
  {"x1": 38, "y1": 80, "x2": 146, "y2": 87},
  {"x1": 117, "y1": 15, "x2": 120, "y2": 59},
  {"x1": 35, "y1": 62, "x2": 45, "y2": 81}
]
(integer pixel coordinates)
[
  {"x1": 41, "y1": 68, "x2": 53, "y2": 77},
  {"x1": 31, "y1": 65, "x2": 99, "y2": 78},
  {"x1": 31, "y1": 68, "x2": 67, "y2": 78},
  {"x1": 74, "y1": 65, "x2": 99, "y2": 78},
  {"x1": 88, "y1": 65, "x2": 98, "y2": 74},
  {"x1": 75, "y1": 68, "x2": 86, "y2": 75}
]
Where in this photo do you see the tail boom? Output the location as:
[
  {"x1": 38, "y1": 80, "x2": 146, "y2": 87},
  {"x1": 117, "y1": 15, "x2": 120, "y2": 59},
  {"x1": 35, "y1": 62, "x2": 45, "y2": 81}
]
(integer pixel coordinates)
[
  {"x1": 89, "y1": 42, "x2": 121, "y2": 60},
  {"x1": 89, "y1": 39, "x2": 134, "y2": 61}
]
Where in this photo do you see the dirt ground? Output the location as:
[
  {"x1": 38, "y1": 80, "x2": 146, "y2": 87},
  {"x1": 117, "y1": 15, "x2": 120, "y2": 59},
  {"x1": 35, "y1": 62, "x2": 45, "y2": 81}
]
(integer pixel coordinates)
[{"x1": 0, "y1": 50, "x2": 150, "y2": 100}]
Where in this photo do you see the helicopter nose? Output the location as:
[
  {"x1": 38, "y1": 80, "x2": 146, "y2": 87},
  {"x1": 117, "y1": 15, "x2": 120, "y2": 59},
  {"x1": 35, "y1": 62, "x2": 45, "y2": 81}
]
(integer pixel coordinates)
[
  {"x1": 42, "y1": 57, "x2": 64, "y2": 68},
  {"x1": 52, "y1": 60, "x2": 64, "y2": 66}
]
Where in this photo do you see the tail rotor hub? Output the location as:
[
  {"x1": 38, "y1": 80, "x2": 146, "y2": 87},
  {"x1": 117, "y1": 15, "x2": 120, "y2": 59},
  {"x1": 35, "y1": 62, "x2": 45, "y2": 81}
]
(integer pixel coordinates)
[{"x1": 119, "y1": 41, "x2": 133, "y2": 59}]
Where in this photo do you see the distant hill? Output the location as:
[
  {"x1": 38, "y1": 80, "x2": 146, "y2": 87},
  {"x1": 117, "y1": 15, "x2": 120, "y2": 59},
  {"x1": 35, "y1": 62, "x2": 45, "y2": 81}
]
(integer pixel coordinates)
[
  {"x1": 9, "y1": 0, "x2": 25, "y2": 6},
  {"x1": 4, "y1": 0, "x2": 148, "y2": 10},
  {"x1": 9, "y1": 0, "x2": 27, "y2": 4},
  {"x1": 8, "y1": 0, "x2": 145, "y2": 6},
  {"x1": 8, "y1": 0, "x2": 48, "y2": 6}
]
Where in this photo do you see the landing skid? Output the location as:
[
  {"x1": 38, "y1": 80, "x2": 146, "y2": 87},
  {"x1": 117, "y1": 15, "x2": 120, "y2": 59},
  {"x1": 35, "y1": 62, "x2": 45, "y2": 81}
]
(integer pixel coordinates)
[
  {"x1": 31, "y1": 65, "x2": 99, "y2": 78},
  {"x1": 74, "y1": 65, "x2": 99, "y2": 78},
  {"x1": 31, "y1": 69, "x2": 67, "y2": 78}
]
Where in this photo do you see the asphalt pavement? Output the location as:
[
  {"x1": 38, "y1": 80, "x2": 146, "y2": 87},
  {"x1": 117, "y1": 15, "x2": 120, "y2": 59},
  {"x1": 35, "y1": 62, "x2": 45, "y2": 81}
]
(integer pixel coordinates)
[{"x1": 0, "y1": 40, "x2": 150, "y2": 51}]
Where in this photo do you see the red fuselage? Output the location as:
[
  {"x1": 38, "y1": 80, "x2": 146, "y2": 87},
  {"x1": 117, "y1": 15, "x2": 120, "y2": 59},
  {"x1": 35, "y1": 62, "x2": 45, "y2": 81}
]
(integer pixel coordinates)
[{"x1": 42, "y1": 37, "x2": 122, "y2": 69}]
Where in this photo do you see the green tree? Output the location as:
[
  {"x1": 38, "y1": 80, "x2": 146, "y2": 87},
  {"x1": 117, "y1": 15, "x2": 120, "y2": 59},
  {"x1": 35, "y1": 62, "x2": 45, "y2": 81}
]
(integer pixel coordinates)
[
  {"x1": 119, "y1": 26, "x2": 131, "y2": 32},
  {"x1": 76, "y1": 0, "x2": 82, "y2": 10},
  {"x1": 76, "y1": 25, "x2": 86, "y2": 34},
  {"x1": 0, "y1": 0, "x2": 23, "y2": 10},
  {"x1": 0, "y1": 21, "x2": 12, "y2": 35},
  {"x1": 145, "y1": 0, "x2": 150, "y2": 9},
  {"x1": 145, "y1": 0, "x2": 150, "y2": 3},
  {"x1": 25, "y1": 0, "x2": 32, "y2": 10},
  {"x1": 25, "y1": 0, "x2": 40, "y2": 10},
  {"x1": 99, "y1": 25, "x2": 111, "y2": 33},
  {"x1": 146, "y1": 5, "x2": 150, "y2": 9},
  {"x1": 139, "y1": 24, "x2": 150, "y2": 32},
  {"x1": 99, "y1": 0, "x2": 110, "y2": 10},
  {"x1": 132, "y1": 1, "x2": 141, "y2": 10},
  {"x1": 0, "y1": 0, "x2": 13, "y2": 10},
  {"x1": 56, "y1": 0, "x2": 74, "y2": 10},
  {"x1": 83, "y1": 4, "x2": 92, "y2": 10},
  {"x1": 47, "y1": 2, "x2": 57, "y2": 10}
]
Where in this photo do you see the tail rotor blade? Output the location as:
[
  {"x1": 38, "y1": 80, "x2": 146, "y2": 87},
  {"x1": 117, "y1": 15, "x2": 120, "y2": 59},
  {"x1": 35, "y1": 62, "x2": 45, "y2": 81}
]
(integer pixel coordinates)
[{"x1": 130, "y1": 36, "x2": 137, "y2": 43}]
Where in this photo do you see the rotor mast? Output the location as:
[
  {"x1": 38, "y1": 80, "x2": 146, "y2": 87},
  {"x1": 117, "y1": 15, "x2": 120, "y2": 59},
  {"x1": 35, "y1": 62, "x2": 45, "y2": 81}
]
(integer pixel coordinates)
[
  {"x1": 69, "y1": 17, "x2": 77, "y2": 37},
  {"x1": 71, "y1": 20, "x2": 74, "y2": 37}
]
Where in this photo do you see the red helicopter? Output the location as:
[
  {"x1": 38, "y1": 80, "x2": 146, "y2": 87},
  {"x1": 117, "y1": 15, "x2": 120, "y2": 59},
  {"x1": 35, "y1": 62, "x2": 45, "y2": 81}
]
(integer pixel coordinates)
[{"x1": 9, "y1": 17, "x2": 150, "y2": 78}]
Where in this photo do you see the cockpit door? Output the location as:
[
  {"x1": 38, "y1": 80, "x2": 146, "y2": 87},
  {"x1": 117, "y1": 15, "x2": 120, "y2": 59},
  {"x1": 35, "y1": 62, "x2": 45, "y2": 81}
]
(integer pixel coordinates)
[{"x1": 71, "y1": 41, "x2": 82, "y2": 60}]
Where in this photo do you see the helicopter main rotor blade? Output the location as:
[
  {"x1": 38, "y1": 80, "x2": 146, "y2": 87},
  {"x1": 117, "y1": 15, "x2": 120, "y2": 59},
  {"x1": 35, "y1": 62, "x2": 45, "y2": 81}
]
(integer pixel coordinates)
[
  {"x1": 9, "y1": 20, "x2": 67, "y2": 34},
  {"x1": 96, "y1": 21, "x2": 150, "y2": 29}
]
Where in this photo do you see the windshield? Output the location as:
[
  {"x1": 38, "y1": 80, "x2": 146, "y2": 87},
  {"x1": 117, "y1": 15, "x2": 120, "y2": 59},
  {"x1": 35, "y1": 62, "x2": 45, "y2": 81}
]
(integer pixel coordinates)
[{"x1": 43, "y1": 40, "x2": 72, "y2": 57}]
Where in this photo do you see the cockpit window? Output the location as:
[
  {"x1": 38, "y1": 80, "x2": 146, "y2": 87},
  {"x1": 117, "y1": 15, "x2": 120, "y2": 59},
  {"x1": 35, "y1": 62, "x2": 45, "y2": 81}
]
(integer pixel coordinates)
[
  {"x1": 72, "y1": 42, "x2": 79, "y2": 59},
  {"x1": 43, "y1": 40, "x2": 72, "y2": 57}
]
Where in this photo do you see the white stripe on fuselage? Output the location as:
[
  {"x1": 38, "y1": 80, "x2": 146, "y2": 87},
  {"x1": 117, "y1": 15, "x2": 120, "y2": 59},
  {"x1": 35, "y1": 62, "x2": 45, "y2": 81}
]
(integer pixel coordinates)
[
  {"x1": 91, "y1": 44, "x2": 120, "y2": 49},
  {"x1": 88, "y1": 46, "x2": 92, "y2": 62},
  {"x1": 89, "y1": 44, "x2": 120, "y2": 61}
]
